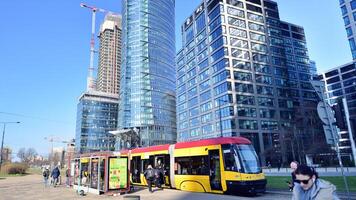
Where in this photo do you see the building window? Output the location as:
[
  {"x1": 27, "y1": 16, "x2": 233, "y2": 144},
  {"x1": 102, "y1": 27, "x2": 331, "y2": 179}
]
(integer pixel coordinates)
[
  {"x1": 351, "y1": 0, "x2": 356, "y2": 10},
  {"x1": 196, "y1": 12, "x2": 206, "y2": 33},
  {"x1": 347, "y1": 27, "x2": 353, "y2": 37},
  {"x1": 341, "y1": 5, "x2": 348, "y2": 16},
  {"x1": 349, "y1": 38, "x2": 356, "y2": 51},
  {"x1": 235, "y1": 83, "x2": 254, "y2": 93},
  {"x1": 237, "y1": 107, "x2": 257, "y2": 117},
  {"x1": 247, "y1": 12, "x2": 263, "y2": 23},
  {"x1": 229, "y1": 27, "x2": 247, "y2": 38},
  {"x1": 227, "y1": 6, "x2": 244, "y2": 18},
  {"x1": 344, "y1": 16, "x2": 350, "y2": 26},
  {"x1": 228, "y1": 16, "x2": 246, "y2": 28},
  {"x1": 239, "y1": 120, "x2": 258, "y2": 130}
]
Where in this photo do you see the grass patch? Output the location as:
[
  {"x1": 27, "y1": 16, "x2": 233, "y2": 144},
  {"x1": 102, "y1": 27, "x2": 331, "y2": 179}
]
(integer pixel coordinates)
[
  {"x1": 0, "y1": 172, "x2": 26, "y2": 178},
  {"x1": 266, "y1": 176, "x2": 356, "y2": 192},
  {"x1": 27, "y1": 167, "x2": 42, "y2": 175}
]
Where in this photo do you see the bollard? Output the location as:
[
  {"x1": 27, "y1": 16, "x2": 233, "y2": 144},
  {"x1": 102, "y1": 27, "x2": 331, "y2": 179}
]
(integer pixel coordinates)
[{"x1": 123, "y1": 195, "x2": 140, "y2": 200}]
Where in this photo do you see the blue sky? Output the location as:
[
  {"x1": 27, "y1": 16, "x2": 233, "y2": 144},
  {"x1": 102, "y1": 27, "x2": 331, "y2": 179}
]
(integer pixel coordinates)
[{"x1": 0, "y1": 0, "x2": 351, "y2": 157}]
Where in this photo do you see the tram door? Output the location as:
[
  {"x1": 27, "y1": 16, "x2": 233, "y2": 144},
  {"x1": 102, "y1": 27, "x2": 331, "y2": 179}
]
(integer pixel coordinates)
[
  {"x1": 131, "y1": 156, "x2": 141, "y2": 184},
  {"x1": 209, "y1": 150, "x2": 222, "y2": 191},
  {"x1": 154, "y1": 155, "x2": 171, "y2": 187}
]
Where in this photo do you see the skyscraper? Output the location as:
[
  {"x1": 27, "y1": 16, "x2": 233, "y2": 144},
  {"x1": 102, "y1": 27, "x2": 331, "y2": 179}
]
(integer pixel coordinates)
[
  {"x1": 97, "y1": 14, "x2": 122, "y2": 94},
  {"x1": 319, "y1": 62, "x2": 356, "y2": 165},
  {"x1": 75, "y1": 14, "x2": 122, "y2": 154},
  {"x1": 75, "y1": 91, "x2": 118, "y2": 153},
  {"x1": 117, "y1": 0, "x2": 176, "y2": 148},
  {"x1": 176, "y1": 0, "x2": 326, "y2": 165},
  {"x1": 340, "y1": 0, "x2": 356, "y2": 59}
]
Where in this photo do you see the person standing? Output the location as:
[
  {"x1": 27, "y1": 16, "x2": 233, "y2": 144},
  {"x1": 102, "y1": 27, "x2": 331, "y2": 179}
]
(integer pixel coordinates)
[
  {"x1": 292, "y1": 165, "x2": 340, "y2": 200},
  {"x1": 155, "y1": 160, "x2": 164, "y2": 189},
  {"x1": 51, "y1": 166, "x2": 61, "y2": 187},
  {"x1": 277, "y1": 159, "x2": 282, "y2": 171},
  {"x1": 144, "y1": 165, "x2": 155, "y2": 193},
  {"x1": 65, "y1": 167, "x2": 70, "y2": 187},
  {"x1": 287, "y1": 161, "x2": 299, "y2": 191},
  {"x1": 43, "y1": 167, "x2": 50, "y2": 187}
]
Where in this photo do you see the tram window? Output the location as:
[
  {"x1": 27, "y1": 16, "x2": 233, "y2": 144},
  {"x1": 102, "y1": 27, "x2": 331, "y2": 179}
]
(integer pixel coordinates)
[
  {"x1": 175, "y1": 156, "x2": 209, "y2": 175},
  {"x1": 223, "y1": 149, "x2": 238, "y2": 171},
  {"x1": 142, "y1": 159, "x2": 151, "y2": 172},
  {"x1": 175, "y1": 157, "x2": 191, "y2": 175},
  {"x1": 191, "y1": 156, "x2": 209, "y2": 175}
]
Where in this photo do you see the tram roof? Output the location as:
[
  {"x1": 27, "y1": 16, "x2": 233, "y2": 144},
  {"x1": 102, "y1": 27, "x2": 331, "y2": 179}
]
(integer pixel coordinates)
[
  {"x1": 128, "y1": 137, "x2": 251, "y2": 153},
  {"x1": 174, "y1": 137, "x2": 251, "y2": 149}
]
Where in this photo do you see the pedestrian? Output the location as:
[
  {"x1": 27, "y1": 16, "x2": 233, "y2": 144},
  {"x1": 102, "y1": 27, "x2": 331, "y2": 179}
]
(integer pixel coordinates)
[
  {"x1": 51, "y1": 166, "x2": 61, "y2": 187},
  {"x1": 144, "y1": 165, "x2": 155, "y2": 193},
  {"x1": 292, "y1": 164, "x2": 340, "y2": 200},
  {"x1": 65, "y1": 167, "x2": 70, "y2": 187},
  {"x1": 155, "y1": 160, "x2": 164, "y2": 189},
  {"x1": 267, "y1": 161, "x2": 271, "y2": 169},
  {"x1": 43, "y1": 167, "x2": 50, "y2": 187},
  {"x1": 287, "y1": 161, "x2": 299, "y2": 191},
  {"x1": 277, "y1": 159, "x2": 282, "y2": 171}
]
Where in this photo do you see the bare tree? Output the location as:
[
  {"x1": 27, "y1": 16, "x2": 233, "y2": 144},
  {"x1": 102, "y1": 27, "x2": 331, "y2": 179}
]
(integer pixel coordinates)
[
  {"x1": 17, "y1": 148, "x2": 26, "y2": 162},
  {"x1": 17, "y1": 148, "x2": 37, "y2": 164},
  {"x1": 25, "y1": 148, "x2": 37, "y2": 164}
]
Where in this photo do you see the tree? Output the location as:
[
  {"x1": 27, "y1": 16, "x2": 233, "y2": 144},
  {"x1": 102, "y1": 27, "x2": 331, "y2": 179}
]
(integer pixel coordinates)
[
  {"x1": 25, "y1": 148, "x2": 37, "y2": 164},
  {"x1": 17, "y1": 148, "x2": 26, "y2": 162},
  {"x1": 17, "y1": 148, "x2": 37, "y2": 164}
]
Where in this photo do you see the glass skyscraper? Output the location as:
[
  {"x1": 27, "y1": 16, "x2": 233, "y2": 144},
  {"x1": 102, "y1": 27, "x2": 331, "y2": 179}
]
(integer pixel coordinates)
[
  {"x1": 118, "y1": 0, "x2": 176, "y2": 147},
  {"x1": 340, "y1": 0, "x2": 356, "y2": 59},
  {"x1": 177, "y1": 0, "x2": 326, "y2": 165},
  {"x1": 319, "y1": 62, "x2": 356, "y2": 165},
  {"x1": 75, "y1": 91, "x2": 118, "y2": 153}
]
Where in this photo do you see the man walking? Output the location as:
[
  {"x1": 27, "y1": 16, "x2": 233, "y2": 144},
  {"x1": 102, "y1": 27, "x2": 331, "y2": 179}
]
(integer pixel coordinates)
[
  {"x1": 144, "y1": 165, "x2": 155, "y2": 193},
  {"x1": 43, "y1": 167, "x2": 50, "y2": 187},
  {"x1": 51, "y1": 166, "x2": 60, "y2": 187}
]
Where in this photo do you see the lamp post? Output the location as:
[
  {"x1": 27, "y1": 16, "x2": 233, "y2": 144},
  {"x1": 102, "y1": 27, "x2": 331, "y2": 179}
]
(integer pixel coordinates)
[
  {"x1": 0, "y1": 121, "x2": 20, "y2": 171},
  {"x1": 217, "y1": 99, "x2": 229, "y2": 138}
]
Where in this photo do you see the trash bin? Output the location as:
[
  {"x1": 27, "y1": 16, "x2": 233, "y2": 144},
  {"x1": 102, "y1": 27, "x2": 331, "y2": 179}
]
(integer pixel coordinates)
[{"x1": 123, "y1": 195, "x2": 140, "y2": 200}]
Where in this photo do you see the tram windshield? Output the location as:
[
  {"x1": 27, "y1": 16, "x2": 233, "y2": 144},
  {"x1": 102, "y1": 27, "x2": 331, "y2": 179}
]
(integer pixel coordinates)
[{"x1": 223, "y1": 144, "x2": 261, "y2": 173}]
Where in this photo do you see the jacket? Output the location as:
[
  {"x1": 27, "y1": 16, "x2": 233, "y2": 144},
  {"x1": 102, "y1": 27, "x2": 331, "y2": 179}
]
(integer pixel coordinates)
[
  {"x1": 292, "y1": 179, "x2": 340, "y2": 200},
  {"x1": 51, "y1": 167, "x2": 60, "y2": 178}
]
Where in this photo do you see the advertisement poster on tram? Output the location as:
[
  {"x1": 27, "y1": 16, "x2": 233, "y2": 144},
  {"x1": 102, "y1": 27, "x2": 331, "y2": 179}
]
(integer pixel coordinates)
[{"x1": 108, "y1": 157, "x2": 128, "y2": 189}]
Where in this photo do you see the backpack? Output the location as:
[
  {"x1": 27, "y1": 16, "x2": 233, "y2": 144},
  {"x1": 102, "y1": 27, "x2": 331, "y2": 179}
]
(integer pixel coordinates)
[
  {"x1": 43, "y1": 170, "x2": 49, "y2": 178},
  {"x1": 146, "y1": 169, "x2": 154, "y2": 179}
]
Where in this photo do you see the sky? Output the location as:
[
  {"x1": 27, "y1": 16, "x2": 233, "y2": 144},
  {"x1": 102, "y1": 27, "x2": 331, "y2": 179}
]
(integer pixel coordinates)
[{"x1": 0, "y1": 0, "x2": 352, "y2": 158}]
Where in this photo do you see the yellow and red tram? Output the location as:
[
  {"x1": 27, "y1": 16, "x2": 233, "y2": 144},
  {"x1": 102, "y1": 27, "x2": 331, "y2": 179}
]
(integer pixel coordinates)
[{"x1": 125, "y1": 137, "x2": 266, "y2": 195}]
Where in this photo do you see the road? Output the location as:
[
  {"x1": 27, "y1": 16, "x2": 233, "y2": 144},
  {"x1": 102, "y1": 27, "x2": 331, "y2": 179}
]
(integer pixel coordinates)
[{"x1": 0, "y1": 174, "x2": 290, "y2": 200}]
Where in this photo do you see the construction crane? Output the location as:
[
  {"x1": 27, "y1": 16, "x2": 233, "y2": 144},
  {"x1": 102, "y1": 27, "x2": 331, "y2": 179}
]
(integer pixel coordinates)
[
  {"x1": 44, "y1": 135, "x2": 74, "y2": 168},
  {"x1": 80, "y1": 3, "x2": 111, "y2": 91}
]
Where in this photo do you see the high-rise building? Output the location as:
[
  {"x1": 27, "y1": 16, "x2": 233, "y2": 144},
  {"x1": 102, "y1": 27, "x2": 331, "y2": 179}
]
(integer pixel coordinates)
[
  {"x1": 117, "y1": 0, "x2": 177, "y2": 148},
  {"x1": 176, "y1": 0, "x2": 327, "y2": 165},
  {"x1": 75, "y1": 91, "x2": 118, "y2": 153},
  {"x1": 97, "y1": 14, "x2": 122, "y2": 95},
  {"x1": 319, "y1": 61, "x2": 356, "y2": 164},
  {"x1": 340, "y1": 0, "x2": 356, "y2": 59}
]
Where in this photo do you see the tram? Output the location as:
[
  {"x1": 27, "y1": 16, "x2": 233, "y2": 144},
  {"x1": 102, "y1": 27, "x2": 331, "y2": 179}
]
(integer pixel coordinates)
[{"x1": 126, "y1": 137, "x2": 266, "y2": 195}]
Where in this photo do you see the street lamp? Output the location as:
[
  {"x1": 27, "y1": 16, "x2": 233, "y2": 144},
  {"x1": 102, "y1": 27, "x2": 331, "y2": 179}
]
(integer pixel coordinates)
[
  {"x1": 217, "y1": 99, "x2": 229, "y2": 138},
  {"x1": 0, "y1": 121, "x2": 20, "y2": 171}
]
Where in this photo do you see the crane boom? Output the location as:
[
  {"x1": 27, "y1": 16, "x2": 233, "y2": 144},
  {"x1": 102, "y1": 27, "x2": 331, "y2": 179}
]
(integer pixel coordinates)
[{"x1": 80, "y1": 3, "x2": 111, "y2": 91}]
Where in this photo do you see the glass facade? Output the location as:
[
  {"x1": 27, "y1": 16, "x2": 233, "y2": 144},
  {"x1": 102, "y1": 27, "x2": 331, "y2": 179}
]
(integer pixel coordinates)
[
  {"x1": 75, "y1": 91, "x2": 118, "y2": 153},
  {"x1": 340, "y1": 0, "x2": 356, "y2": 59},
  {"x1": 177, "y1": 0, "x2": 326, "y2": 165},
  {"x1": 118, "y1": 0, "x2": 176, "y2": 147},
  {"x1": 319, "y1": 62, "x2": 356, "y2": 159}
]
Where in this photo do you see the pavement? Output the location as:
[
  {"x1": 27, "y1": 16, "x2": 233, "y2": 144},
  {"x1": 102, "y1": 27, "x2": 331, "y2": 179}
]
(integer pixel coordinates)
[
  {"x1": 0, "y1": 174, "x2": 355, "y2": 200},
  {"x1": 0, "y1": 174, "x2": 290, "y2": 200},
  {"x1": 263, "y1": 167, "x2": 356, "y2": 176}
]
